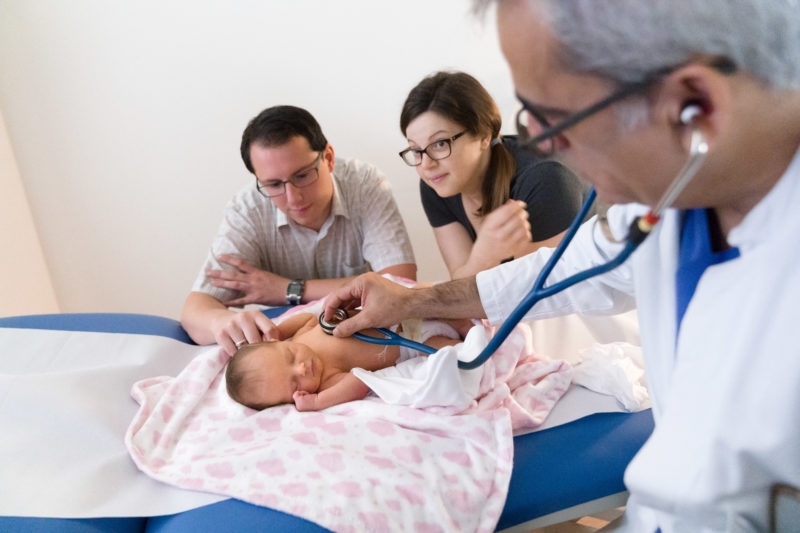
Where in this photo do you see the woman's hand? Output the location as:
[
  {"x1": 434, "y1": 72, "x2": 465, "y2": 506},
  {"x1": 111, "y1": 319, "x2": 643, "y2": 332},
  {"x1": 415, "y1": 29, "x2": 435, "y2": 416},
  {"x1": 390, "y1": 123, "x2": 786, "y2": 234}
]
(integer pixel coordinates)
[
  {"x1": 471, "y1": 200, "x2": 532, "y2": 264},
  {"x1": 433, "y1": 200, "x2": 534, "y2": 278}
]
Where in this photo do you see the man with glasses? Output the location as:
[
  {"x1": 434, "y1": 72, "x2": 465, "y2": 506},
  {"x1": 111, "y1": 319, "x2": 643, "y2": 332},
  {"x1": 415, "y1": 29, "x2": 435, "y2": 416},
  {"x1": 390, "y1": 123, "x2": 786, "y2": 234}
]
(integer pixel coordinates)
[
  {"x1": 182, "y1": 105, "x2": 416, "y2": 355},
  {"x1": 324, "y1": 0, "x2": 800, "y2": 530}
]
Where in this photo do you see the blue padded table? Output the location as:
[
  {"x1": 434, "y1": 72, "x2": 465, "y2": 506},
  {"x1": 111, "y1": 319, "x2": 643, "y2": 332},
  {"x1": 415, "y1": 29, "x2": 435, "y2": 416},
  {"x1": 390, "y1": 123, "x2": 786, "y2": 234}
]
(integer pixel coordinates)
[{"x1": 0, "y1": 312, "x2": 654, "y2": 532}]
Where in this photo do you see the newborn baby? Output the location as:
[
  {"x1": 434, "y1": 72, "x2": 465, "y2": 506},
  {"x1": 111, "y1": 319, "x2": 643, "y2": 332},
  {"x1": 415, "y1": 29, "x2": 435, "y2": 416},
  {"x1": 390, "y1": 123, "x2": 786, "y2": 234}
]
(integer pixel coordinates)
[{"x1": 225, "y1": 311, "x2": 472, "y2": 411}]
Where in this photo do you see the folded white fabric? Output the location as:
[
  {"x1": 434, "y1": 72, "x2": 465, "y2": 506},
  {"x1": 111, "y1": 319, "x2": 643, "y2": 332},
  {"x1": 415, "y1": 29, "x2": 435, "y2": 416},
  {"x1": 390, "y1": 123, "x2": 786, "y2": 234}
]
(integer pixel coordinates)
[
  {"x1": 351, "y1": 323, "x2": 574, "y2": 433},
  {"x1": 572, "y1": 341, "x2": 650, "y2": 412},
  {"x1": 352, "y1": 325, "x2": 486, "y2": 410}
]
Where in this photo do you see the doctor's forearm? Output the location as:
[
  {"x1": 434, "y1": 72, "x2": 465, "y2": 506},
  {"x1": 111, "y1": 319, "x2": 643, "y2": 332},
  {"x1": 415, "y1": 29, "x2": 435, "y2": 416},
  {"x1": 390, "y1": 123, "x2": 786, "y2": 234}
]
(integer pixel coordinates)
[{"x1": 411, "y1": 277, "x2": 487, "y2": 320}]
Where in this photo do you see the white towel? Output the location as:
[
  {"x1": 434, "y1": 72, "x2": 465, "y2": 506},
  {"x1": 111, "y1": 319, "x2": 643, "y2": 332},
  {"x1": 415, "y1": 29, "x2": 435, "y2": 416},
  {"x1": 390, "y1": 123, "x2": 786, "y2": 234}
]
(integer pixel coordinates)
[
  {"x1": 352, "y1": 325, "x2": 486, "y2": 411},
  {"x1": 572, "y1": 341, "x2": 650, "y2": 411},
  {"x1": 353, "y1": 323, "x2": 574, "y2": 431}
]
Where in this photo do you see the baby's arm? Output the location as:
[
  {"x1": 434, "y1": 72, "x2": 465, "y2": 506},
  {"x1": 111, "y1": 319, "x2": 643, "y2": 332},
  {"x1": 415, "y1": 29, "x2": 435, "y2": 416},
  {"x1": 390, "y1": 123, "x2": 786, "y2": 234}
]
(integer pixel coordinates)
[{"x1": 292, "y1": 372, "x2": 370, "y2": 412}]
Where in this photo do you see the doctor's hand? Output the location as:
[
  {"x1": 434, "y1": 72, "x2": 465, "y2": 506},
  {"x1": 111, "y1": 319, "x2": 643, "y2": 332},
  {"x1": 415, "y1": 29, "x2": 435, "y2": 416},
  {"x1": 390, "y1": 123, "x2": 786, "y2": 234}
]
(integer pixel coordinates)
[
  {"x1": 471, "y1": 200, "x2": 531, "y2": 266},
  {"x1": 211, "y1": 309, "x2": 280, "y2": 356},
  {"x1": 323, "y1": 273, "x2": 413, "y2": 338},
  {"x1": 207, "y1": 254, "x2": 290, "y2": 307}
]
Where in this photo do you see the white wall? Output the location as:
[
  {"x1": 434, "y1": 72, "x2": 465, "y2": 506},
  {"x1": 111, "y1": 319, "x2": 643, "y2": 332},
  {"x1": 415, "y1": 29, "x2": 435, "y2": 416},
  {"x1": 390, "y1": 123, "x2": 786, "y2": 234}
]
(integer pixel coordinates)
[
  {"x1": 0, "y1": 107, "x2": 60, "y2": 317},
  {"x1": 0, "y1": 0, "x2": 517, "y2": 319}
]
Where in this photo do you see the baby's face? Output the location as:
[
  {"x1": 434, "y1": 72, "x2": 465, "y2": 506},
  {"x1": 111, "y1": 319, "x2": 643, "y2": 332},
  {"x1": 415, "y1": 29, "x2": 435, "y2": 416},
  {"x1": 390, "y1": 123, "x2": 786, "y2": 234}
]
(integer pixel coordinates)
[{"x1": 240, "y1": 341, "x2": 323, "y2": 407}]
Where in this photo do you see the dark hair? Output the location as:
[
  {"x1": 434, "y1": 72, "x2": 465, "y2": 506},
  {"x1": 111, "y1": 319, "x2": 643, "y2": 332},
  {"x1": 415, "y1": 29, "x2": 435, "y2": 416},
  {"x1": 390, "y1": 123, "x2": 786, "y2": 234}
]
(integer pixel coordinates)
[
  {"x1": 240, "y1": 105, "x2": 328, "y2": 175},
  {"x1": 225, "y1": 342, "x2": 274, "y2": 410},
  {"x1": 400, "y1": 71, "x2": 515, "y2": 217}
]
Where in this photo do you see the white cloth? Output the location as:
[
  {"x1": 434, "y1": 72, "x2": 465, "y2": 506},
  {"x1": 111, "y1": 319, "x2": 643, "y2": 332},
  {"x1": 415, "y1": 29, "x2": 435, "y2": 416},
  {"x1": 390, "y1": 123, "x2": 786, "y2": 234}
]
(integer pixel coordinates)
[
  {"x1": 572, "y1": 342, "x2": 649, "y2": 412},
  {"x1": 351, "y1": 323, "x2": 575, "y2": 431},
  {"x1": 192, "y1": 157, "x2": 415, "y2": 302},
  {"x1": 476, "y1": 147, "x2": 800, "y2": 532},
  {"x1": 352, "y1": 325, "x2": 485, "y2": 411}
]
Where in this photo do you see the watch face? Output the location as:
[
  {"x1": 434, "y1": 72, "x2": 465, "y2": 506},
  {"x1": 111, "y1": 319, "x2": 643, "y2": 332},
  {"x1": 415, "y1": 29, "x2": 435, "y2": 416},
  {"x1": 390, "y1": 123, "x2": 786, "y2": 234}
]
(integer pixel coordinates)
[{"x1": 287, "y1": 279, "x2": 305, "y2": 305}]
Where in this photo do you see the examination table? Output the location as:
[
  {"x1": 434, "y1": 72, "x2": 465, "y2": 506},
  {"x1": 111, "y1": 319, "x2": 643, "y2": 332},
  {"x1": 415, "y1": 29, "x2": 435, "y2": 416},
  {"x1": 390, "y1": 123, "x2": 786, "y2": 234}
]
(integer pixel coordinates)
[{"x1": 0, "y1": 310, "x2": 653, "y2": 532}]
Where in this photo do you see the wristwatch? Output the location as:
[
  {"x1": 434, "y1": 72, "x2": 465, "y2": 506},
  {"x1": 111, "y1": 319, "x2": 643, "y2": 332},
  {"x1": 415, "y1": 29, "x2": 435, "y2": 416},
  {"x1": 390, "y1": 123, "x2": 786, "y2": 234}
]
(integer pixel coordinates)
[{"x1": 286, "y1": 279, "x2": 305, "y2": 305}]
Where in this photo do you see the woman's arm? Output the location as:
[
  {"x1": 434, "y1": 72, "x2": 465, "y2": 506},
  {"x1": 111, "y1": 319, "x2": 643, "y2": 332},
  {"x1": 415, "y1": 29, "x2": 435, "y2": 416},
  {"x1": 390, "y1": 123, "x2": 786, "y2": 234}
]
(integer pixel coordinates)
[
  {"x1": 515, "y1": 229, "x2": 567, "y2": 256},
  {"x1": 434, "y1": 200, "x2": 533, "y2": 279},
  {"x1": 432, "y1": 223, "x2": 475, "y2": 278}
]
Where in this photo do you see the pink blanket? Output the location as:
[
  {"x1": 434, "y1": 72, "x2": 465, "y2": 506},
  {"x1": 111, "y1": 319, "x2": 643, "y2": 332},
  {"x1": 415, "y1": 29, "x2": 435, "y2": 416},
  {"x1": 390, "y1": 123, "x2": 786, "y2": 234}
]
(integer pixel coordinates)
[{"x1": 125, "y1": 313, "x2": 571, "y2": 532}]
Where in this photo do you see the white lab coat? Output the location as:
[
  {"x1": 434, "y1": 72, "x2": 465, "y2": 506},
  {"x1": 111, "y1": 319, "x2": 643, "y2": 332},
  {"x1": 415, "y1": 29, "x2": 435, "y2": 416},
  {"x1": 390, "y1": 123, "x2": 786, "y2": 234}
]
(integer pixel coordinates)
[{"x1": 476, "y1": 148, "x2": 800, "y2": 532}]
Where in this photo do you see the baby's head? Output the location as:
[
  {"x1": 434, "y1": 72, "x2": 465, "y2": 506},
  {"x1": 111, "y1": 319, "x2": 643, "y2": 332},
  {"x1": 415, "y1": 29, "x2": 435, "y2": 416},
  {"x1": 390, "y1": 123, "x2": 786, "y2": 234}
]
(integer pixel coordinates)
[{"x1": 225, "y1": 340, "x2": 323, "y2": 410}]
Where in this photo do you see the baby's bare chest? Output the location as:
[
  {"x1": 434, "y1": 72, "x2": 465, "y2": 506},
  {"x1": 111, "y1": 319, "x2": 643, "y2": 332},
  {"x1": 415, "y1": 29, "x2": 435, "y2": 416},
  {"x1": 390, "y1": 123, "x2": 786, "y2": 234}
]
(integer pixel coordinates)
[{"x1": 297, "y1": 327, "x2": 401, "y2": 371}]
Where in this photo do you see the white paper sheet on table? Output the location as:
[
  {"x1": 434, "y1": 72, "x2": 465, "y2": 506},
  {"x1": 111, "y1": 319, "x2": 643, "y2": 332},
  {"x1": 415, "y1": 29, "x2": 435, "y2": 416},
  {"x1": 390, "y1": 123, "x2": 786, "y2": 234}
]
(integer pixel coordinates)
[{"x1": 0, "y1": 328, "x2": 225, "y2": 517}]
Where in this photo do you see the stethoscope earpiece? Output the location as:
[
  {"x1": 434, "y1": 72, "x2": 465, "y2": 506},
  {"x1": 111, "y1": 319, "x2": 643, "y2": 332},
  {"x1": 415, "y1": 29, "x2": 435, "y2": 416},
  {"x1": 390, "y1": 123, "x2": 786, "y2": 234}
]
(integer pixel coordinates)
[{"x1": 680, "y1": 104, "x2": 703, "y2": 125}]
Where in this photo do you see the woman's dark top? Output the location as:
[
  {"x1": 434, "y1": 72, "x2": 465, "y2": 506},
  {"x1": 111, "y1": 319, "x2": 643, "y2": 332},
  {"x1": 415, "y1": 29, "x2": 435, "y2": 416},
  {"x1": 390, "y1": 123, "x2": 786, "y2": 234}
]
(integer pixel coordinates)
[{"x1": 420, "y1": 136, "x2": 593, "y2": 241}]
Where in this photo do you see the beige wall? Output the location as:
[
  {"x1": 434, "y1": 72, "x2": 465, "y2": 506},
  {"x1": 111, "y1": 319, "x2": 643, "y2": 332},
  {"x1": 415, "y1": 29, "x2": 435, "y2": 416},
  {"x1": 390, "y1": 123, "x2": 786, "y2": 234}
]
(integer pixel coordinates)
[
  {"x1": 0, "y1": 108, "x2": 60, "y2": 317},
  {"x1": 0, "y1": 0, "x2": 515, "y2": 319}
]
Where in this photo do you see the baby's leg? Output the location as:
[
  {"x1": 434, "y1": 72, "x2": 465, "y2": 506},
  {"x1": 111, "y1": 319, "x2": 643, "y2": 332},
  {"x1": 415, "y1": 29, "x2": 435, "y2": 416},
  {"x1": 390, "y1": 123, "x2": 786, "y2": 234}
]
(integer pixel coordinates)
[
  {"x1": 439, "y1": 318, "x2": 475, "y2": 339},
  {"x1": 425, "y1": 335, "x2": 462, "y2": 350},
  {"x1": 416, "y1": 319, "x2": 469, "y2": 350},
  {"x1": 397, "y1": 319, "x2": 464, "y2": 361}
]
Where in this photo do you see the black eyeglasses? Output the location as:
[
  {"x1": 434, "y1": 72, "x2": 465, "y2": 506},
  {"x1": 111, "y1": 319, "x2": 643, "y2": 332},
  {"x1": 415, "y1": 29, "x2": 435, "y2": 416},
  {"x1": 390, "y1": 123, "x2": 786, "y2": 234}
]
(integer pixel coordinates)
[
  {"x1": 255, "y1": 152, "x2": 323, "y2": 198},
  {"x1": 516, "y1": 57, "x2": 737, "y2": 157},
  {"x1": 399, "y1": 131, "x2": 466, "y2": 166}
]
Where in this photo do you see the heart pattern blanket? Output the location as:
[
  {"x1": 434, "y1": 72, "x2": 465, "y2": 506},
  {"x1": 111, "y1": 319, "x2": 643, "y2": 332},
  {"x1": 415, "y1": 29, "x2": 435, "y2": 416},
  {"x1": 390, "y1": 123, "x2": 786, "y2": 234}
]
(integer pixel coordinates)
[{"x1": 125, "y1": 305, "x2": 571, "y2": 532}]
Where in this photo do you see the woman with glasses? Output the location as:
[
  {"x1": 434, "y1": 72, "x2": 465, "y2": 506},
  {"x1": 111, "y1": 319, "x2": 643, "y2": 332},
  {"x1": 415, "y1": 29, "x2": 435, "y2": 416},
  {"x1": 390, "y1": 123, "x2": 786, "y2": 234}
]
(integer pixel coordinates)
[{"x1": 399, "y1": 70, "x2": 592, "y2": 279}]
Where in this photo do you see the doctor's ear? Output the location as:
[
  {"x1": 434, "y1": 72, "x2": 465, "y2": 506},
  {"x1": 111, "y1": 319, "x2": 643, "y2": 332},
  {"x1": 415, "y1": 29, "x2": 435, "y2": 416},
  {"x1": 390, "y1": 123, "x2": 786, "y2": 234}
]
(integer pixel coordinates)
[{"x1": 658, "y1": 62, "x2": 732, "y2": 143}]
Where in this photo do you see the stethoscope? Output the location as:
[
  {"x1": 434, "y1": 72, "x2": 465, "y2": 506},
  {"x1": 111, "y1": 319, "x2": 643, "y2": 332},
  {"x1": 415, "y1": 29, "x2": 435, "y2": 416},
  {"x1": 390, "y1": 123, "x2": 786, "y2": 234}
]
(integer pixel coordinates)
[
  {"x1": 319, "y1": 308, "x2": 437, "y2": 354},
  {"x1": 320, "y1": 106, "x2": 709, "y2": 369}
]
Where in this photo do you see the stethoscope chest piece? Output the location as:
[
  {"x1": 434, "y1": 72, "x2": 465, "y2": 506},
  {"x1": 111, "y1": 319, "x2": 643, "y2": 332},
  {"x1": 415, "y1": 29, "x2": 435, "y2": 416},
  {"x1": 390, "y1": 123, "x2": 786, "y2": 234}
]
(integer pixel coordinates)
[{"x1": 319, "y1": 308, "x2": 349, "y2": 335}]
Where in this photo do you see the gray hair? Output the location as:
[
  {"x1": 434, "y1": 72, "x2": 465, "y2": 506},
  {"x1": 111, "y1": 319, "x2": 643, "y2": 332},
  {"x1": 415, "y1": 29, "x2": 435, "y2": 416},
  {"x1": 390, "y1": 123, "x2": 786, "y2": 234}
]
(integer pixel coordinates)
[
  {"x1": 476, "y1": 0, "x2": 800, "y2": 90},
  {"x1": 475, "y1": 0, "x2": 799, "y2": 129}
]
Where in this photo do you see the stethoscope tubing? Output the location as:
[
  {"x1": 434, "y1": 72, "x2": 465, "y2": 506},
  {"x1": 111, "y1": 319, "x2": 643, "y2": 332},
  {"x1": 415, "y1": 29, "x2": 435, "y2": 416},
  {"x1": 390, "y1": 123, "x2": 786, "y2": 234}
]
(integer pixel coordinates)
[
  {"x1": 352, "y1": 329, "x2": 438, "y2": 355},
  {"x1": 457, "y1": 188, "x2": 641, "y2": 369}
]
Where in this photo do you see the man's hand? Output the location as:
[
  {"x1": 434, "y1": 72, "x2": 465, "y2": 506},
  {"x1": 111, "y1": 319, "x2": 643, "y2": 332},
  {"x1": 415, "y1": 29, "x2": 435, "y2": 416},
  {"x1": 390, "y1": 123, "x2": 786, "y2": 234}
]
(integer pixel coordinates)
[
  {"x1": 292, "y1": 390, "x2": 319, "y2": 411},
  {"x1": 211, "y1": 309, "x2": 280, "y2": 356},
  {"x1": 206, "y1": 254, "x2": 290, "y2": 307},
  {"x1": 470, "y1": 200, "x2": 532, "y2": 264},
  {"x1": 323, "y1": 273, "x2": 414, "y2": 338}
]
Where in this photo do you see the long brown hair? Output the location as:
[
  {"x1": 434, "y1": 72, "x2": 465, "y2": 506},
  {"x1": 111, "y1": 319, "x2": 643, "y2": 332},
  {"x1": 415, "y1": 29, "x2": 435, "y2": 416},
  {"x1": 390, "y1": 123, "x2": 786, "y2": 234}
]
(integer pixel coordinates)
[{"x1": 400, "y1": 71, "x2": 515, "y2": 216}]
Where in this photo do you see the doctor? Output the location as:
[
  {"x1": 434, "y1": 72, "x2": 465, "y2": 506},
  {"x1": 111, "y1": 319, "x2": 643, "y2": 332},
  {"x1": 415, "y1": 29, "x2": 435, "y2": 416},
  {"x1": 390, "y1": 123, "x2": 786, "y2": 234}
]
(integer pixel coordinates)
[{"x1": 324, "y1": 0, "x2": 800, "y2": 531}]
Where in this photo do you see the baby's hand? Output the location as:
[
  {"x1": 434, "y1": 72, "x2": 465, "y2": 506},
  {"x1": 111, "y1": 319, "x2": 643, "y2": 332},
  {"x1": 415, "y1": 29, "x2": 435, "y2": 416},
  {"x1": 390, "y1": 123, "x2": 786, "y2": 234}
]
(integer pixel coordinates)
[{"x1": 293, "y1": 391, "x2": 318, "y2": 411}]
